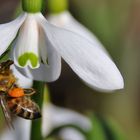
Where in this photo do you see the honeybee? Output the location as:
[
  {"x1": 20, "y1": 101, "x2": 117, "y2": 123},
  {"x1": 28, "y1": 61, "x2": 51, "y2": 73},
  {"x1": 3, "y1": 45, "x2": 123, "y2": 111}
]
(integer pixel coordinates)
[{"x1": 0, "y1": 60, "x2": 41, "y2": 129}]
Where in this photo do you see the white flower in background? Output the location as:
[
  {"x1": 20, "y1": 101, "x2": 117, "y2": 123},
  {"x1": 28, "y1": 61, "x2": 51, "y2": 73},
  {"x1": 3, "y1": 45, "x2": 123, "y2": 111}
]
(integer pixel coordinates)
[
  {"x1": 59, "y1": 129, "x2": 86, "y2": 140},
  {"x1": 0, "y1": 11, "x2": 123, "y2": 91},
  {"x1": 42, "y1": 104, "x2": 91, "y2": 137},
  {"x1": 1, "y1": 104, "x2": 91, "y2": 140}
]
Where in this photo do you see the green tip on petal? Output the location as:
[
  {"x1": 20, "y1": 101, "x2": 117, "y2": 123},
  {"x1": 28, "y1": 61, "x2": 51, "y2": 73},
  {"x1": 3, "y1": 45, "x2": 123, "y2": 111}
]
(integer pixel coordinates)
[
  {"x1": 22, "y1": 0, "x2": 42, "y2": 13},
  {"x1": 18, "y1": 53, "x2": 39, "y2": 68},
  {"x1": 47, "y1": 0, "x2": 68, "y2": 14},
  {"x1": 18, "y1": 53, "x2": 28, "y2": 67}
]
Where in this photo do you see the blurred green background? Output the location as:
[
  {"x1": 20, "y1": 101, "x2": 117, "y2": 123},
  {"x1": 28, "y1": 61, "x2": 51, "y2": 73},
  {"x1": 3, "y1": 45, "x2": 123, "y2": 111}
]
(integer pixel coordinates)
[{"x1": 0, "y1": 0, "x2": 140, "y2": 139}]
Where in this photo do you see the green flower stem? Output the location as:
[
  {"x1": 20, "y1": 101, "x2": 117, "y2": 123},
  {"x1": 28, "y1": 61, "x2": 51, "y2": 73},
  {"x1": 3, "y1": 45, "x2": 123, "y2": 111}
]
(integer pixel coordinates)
[
  {"x1": 47, "y1": 0, "x2": 69, "y2": 14},
  {"x1": 22, "y1": 0, "x2": 43, "y2": 13},
  {"x1": 30, "y1": 81, "x2": 45, "y2": 140}
]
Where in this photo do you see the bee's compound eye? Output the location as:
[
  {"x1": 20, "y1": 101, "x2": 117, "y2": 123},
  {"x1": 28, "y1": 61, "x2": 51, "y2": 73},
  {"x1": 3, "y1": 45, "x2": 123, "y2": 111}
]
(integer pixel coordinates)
[{"x1": 8, "y1": 88, "x2": 25, "y2": 97}]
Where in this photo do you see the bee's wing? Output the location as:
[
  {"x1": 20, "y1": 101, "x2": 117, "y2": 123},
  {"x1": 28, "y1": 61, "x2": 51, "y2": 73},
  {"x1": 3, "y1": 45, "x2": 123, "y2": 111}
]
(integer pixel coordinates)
[
  {"x1": 0, "y1": 96, "x2": 14, "y2": 129},
  {"x1": 24, "y1": 88, "x2": 36, "y2": 96}
]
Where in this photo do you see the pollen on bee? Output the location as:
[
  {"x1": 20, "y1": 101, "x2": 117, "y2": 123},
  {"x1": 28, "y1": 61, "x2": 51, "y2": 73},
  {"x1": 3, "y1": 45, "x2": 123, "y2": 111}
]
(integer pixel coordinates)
[{"x1": 8, "y1": 88, "x2": 25, "y2": 97}]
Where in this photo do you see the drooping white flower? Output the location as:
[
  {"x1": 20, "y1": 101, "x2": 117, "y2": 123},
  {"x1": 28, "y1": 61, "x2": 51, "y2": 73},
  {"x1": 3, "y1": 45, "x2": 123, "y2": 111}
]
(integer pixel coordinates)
[
  {"x1": 1, "y1": 104, "x2": 91, "y2": 140},
  {"x1": 42, "y1": 104, "x2": 91, "y2": 137},
  {"x1": 0, "y1": 11, "x2": 124, "y2": 91}
]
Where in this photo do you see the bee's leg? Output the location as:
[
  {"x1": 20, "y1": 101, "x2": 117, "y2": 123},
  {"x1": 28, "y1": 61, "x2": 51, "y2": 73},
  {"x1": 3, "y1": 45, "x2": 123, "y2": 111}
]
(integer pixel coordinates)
[
  {"x1": 8, "y1": 83, "x2": 15, "y2": 89},
  {"x1": 24, "y1": 88, "x2": 36, "y2": 96},
  {"x1": 6, "y1": 83, "x2": 16, "y2": 96},
  {"x1": 0, "y1": 96, "x2": 14, "y2": 130}
]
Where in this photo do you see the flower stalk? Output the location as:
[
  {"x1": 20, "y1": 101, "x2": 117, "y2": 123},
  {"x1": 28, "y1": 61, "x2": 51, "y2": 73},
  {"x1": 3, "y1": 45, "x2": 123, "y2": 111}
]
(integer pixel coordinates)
[
  {"x1": 22, "y1": 0, "x2": 43, "y2": 13},
  {"x1": 47, "y1": 0, "x2": 68, "y2": 13},
  {"x1": 30, "y1": 81, "x2": 45, "y2": 140}
]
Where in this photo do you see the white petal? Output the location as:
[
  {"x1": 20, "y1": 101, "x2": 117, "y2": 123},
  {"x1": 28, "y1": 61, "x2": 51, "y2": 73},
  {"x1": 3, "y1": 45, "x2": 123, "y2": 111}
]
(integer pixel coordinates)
[
  {"x1": 15, "y1": 60, "x2": 61, "y2": 82},
  {"x1": 0, "y1": 12, "x2": 27, "y2": 56},
  {"x1": 14, "y1": 46, "x2": 61, "y2": 82},
  {"x1": 42, "y1": 104, "x2": 91, "y2": 137},
  {"x1": 60, "y1": 129, "x2": 86, "y2": 140},
  {"x1": 13, "y1": 13, "x2": 61, "y2": 82},
  {"x1": 47, "y1": 11, "x2": 107, "y2": 53},
  {"x1": 11, "y1": 65, "x2": 33, "y2": 88},
  {"x1": 39, "y1": 29, "x2": 48, "y2": 65},
  {"x1": 13, "y1": 47, "x2": 61, "y2": 82},
  {"x1": 37, "y1": 14, "x2": 124, "y2": 91},
  {"x1": 13, "y1": 14, "x2": 39, "y2": 69},
  {"x1": 1, "y1": 118, "x2": 31, "y2": 140}
]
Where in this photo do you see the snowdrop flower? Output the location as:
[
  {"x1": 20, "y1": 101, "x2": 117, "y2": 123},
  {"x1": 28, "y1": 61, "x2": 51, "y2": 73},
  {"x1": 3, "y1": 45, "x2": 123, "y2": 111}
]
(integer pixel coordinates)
[
  {"x1": 0, "y1": 0, "x2": 123, "y2": 91},
  {"x1": 42, "y1": 103, "x2": 91, "y2": 140},
  {"x1": 1, "y1": 104, "x2": 90, "y2": 140},
  {"x1": 42, "y1": 104, "x2": 91, "y2": 137}
]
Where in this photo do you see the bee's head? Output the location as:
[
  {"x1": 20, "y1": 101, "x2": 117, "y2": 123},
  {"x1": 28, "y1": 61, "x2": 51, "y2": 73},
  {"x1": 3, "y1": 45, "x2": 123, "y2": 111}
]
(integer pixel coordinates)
[{"x1": 0, "y1": 60, "x2": 14, "y2": 75}]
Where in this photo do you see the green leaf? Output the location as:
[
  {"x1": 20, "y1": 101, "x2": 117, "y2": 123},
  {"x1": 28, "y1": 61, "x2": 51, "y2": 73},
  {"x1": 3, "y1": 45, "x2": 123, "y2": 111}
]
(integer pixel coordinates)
[
  {"x1": 0, "y1": 49, "x2": 10, "y2": 63},
  {"x1": 87, "y1": 114, "x2": 108, "y2": 140},
  {"x1": 105, "y1": 118, "x2": 126, "y2": 140},
  {"x1": 87, "y1": 114, "x2": 126, "y2": 140}
]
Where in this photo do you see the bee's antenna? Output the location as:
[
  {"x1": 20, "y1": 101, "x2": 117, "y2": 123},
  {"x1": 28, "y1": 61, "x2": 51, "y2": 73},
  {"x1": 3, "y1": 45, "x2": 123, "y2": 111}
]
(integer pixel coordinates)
[{"x1": 24, "y1": 88, "x2": 36, "y2": 96}]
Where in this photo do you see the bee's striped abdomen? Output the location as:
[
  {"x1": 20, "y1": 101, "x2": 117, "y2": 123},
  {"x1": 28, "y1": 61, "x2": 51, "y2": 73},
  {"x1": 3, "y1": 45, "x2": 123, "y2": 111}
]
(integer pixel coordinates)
[{"x1": 6, "y1": 97, "x2": 41, "y2": 120}]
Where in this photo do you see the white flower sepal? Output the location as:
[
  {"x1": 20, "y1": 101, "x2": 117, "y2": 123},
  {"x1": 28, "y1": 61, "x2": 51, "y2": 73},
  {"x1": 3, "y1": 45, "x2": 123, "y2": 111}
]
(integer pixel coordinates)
[
  {"x1": 42, "y1": 104, "x2": 91, "y2": 137},
  {"x1": 0, "y1": 12, "x2": 124, "y2": 91},
  {"x1": 47, "y1": 11, "x2": 107, "y2": 52},
  {"x1": 11, "y1": 65, "x2": 33, "y2": 88}
]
